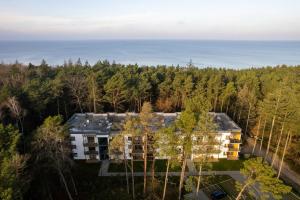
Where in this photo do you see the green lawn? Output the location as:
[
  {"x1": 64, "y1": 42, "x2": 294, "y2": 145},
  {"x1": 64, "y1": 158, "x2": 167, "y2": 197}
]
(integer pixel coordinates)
[
  {"x1": 210, "y1": 158, "x2": 246, "y2": 171},
  {"x1": 73, "y1": 161, "x2": 179, "y2": 200},
  {"x1": 109, "y1": 159, "x2": 184, "y2": 172}
]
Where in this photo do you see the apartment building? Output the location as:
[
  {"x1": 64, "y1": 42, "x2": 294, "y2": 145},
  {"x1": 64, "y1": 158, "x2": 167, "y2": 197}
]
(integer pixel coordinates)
[{"x1": 68, "y1": 112, "x2": 242, "y2": 162}]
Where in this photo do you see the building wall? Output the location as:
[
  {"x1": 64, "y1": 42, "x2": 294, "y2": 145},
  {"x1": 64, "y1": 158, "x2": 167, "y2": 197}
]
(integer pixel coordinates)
[
  {"x1": 71, "y1": 130, "x2": 241, "y2": 161},
  {"x1": 71, "y1": 133, "x2": 109, "y2": 161},
  {"x1": 71, "y1": 134, "x2": 86, "y2": 160}
]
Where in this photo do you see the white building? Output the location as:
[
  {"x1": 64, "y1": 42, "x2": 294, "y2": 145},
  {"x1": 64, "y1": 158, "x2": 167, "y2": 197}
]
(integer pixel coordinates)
[{"x1": 68, "y1": 112, "x2": 242, "y2": 162}]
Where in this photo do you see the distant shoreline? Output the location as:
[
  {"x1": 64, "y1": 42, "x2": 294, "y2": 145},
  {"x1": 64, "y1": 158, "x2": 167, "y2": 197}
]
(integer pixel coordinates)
[{"x1": 1, "y1": 40, "x2": 300, "y2": 68}]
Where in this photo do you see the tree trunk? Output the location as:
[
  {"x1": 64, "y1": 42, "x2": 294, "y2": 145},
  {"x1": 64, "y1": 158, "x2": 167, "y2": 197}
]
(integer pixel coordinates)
[
  {"x1": 277, "y1": 131, "x2": 290, "y2": 179},
  {"x1": 233, "y1": 105, "x2": 237, "y2": 120},
  {"x1": 76, "y1": 96, "x2": 83, "y2": 113},
  {"x1": 220, "y1": 99, "x2": 224, "y2": 112},
  {"x1": 178, "y1": 156, "x2": 187, "y2": 200},
  {"x1": 225, "y1": 100, "x2": 230, "y2": 114},
  {"x1": 245, "y1": 104, "x2": 251, "y2": 135},
  {"x1": 123, "y1": 137, "x2": 130, "y2": 194},
  {"x1": 162, "y1": 159, "x2": 170, "y2": 200},
  {"x1": 58, "y1": 169, "x2": 73, "y2": 200},
  {"x1": 196, "y1": 164, "x2": 202, "y2": 196},
  {"x1": 131, "y1": 158, "x2": 135, "y2": 199},
  {"x1": 70, "y1": 173, "x2": 78, "y2": 195},
  {"x1": 57, "y1": 98, "x2": 60, "y2": 115},
  {"x1": 236, "y1": 182, "x2": 250, "y2": 200},
  {"x1": 143, "y1": 134, "x2": 148, "y2": 195},
  {"x1": 259, "y1": 119, "x2": 267, "y2": 156},
  {"x1": 265, "y1": 115, "x2": 276, "y2": 160},
  {"x1": 19, "y1": 118, "x2": 25, "y2": 152},
  {"x1": 271, "y1": 113, "x2": 287, "y2": 167},
  {"x1": 92, "y1": 84, "x2": 97, "y2": 113},
  {"x1": 64, "y1": 100, "x2": 69, "y2": 118},
  {"x1": 238, "y1": 109, "x2": 242, "y2": 123},
  {"x1": 151, "y1": 158, "x2": 156, "y2": 192},
  {"x1": 252, "y1": 116, "x2": 261, "y2": 155},
  {"x1": 214, "y1": 95, "x2": 218, "y2": 112},
  {"x1": 265, "y1": 95, "x2": 280, "y2": 159}
]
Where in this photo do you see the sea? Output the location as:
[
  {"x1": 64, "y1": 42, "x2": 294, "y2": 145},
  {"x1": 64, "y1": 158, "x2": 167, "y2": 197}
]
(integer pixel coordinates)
[{"x1": 0, "y1": 40, "x2": 300, "y2": 68}]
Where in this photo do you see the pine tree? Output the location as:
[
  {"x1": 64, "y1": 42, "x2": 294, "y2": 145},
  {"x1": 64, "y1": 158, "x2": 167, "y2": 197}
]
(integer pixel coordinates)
[{"x1": 235, "y1": 157, "x2": 291, "y2": 200}]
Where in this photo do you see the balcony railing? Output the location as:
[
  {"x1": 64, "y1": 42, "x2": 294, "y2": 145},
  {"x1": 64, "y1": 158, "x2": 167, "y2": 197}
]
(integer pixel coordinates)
[
  {"x1": 83, "y1": 142, "x2": 98, "y2": 147},
  {"x1": 227, "y1": 156, "x2": 239, "y2": 160},
  {"x1": 229, "y1": 138, "x2": 241, "y2": 143},
  {"x1": 132, "y1": 149, "x2": 144, "y2": 154},
  {"x1": 84, "y1": 150, "x2": 99, "y2": 155},
  {"x1": 228, "y1": 146, "x2": 239, "y2": 151}
]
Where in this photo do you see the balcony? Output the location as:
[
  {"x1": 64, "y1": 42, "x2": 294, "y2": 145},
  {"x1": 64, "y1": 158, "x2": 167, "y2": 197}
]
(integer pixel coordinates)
[
  {"x1": 132, "y1": 149, "x2": 144, "y2": 154},
  {"x1": 83, "y1": 142, "x2": 98, "y2": 147},
  {"x1": 229, "y1": 138, "x2": 241, "y2": 144},
  {"x1": 84, "y1": 150, "x2": 99, "y2": 155},
  {"x1": 228, "y1": 146, "x2": 239, "y2": 152},
  {"x1": 227, "y1": 156, "x2": 239, "y2": 160}
]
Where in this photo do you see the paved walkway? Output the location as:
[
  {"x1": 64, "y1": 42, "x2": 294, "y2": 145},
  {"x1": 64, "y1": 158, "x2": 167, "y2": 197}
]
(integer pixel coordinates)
[
  {"x1": 99, "y1": 169, "x2": 242, "y2": 177},
  {"x1": 186, "y1": 159, "x2": 197, "y2": 174},
  {"x1": 98, "y1": 160, "x2": 109, "y2": 176}
]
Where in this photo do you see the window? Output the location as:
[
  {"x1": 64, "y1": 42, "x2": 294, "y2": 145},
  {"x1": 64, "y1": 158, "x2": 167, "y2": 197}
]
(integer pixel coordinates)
[
  {"x1": 71, "y1": 145, "x2": 76, "y2": 149},
  {"x1": 98, "y1": 138, "x2": 108, "y2": 145},
  {"x1": 89, "y1": 147, "x2": 96, "y2": 151},
  {"x1": 87, "y1": 136, "x2": 94, "y2": 143},
  {"x1": 70, "y1": 136, "x2": 75, "y2": 141}
]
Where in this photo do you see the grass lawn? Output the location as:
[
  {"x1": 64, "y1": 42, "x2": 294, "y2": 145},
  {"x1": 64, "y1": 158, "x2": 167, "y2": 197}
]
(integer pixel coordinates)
[
  {"x1": 209, "y1": 158, "x2": 246, "y2": 171},
  {"x1": 109, "y1": 159, "x2": 184, "y2": 172},
  {"x1": 73, "y1": 161, "x2": 179, "y2": 200}
]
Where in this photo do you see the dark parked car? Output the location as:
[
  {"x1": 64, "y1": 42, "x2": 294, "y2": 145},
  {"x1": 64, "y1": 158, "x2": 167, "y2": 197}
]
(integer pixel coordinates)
[{"x1": 211, "y1": 191, "x2": 227, "y2": 199}]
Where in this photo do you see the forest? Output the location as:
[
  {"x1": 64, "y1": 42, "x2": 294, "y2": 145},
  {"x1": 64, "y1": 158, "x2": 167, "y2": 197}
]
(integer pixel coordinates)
[{"x1": 0, "y1": 59, "x2": 300, "y2": 199}]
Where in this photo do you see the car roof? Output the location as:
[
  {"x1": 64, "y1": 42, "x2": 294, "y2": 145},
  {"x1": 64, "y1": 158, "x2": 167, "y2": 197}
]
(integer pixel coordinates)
[{"x1": 212, "y1": 191, "x2": 226, "y2": 195}]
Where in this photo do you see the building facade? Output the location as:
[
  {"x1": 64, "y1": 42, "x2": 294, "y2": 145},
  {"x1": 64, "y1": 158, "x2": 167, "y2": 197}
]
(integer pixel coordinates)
[{"x1": 68, "y1": 112, "x2": 242, "y2": 162}]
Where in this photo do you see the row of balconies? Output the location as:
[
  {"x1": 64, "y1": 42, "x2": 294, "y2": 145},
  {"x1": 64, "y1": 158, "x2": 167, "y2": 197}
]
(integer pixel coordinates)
[
  {"x1": 84, "y1": 150, "x2": 99, "y2": 155},
  {"x1": 83, "y1": 142, "x2": 98, "y2": 147}
]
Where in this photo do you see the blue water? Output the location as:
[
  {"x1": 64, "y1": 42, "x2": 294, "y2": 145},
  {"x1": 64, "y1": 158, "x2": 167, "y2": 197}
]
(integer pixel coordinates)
[{"x1": 0, "y1": 40, "x2": 300, "y2": 68}]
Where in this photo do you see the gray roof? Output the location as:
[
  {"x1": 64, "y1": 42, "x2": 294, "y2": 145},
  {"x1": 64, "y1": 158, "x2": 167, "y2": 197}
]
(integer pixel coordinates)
[
  {"x1": 68, "y1": 112, "x2": 241, "y2": 135},
  {"x1": 210, "y1": 112, "x2": 241, "y2": 132}
]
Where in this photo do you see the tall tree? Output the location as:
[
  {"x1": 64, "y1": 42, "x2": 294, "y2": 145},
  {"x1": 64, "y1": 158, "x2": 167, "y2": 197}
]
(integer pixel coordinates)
[
  {"x1": 5, "y1": 96, "x2": 25, "y2": 135},
  {"x1": 32, "y1": 116, "x2": 74, "y2": 200},
  {"x1": 104, "y1": 73, "x2": 128, "y2": 112},
  {"x1": 86, "y1": 73, "x2": 102, "y2": 113},
  {"x1": 155, "y1": 125, "x2": 178, "y2": 200},
  {"x1": 0, "y1": 124, "x2": 27, "y2": 200},
  {"x1": 235, "y1": 157, "x2": 291, "y2": 200},
  {"x1": 109, "y1": 134, "x2": 130, "y2": 194},
  {"x1": 220, "y1": 81, "x2": 236, "y2": 113}
]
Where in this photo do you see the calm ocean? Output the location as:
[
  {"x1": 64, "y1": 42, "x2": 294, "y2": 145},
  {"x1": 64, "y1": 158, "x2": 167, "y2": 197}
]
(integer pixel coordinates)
[{"x1": 0, "y1": 40, "x2": 300, "y2": 68}]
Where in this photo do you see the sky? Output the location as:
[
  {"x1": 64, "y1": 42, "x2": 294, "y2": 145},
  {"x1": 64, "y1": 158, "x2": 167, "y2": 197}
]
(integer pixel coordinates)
[{"x1": 0, "y1": 0, "x2": 300, "y2": 40}]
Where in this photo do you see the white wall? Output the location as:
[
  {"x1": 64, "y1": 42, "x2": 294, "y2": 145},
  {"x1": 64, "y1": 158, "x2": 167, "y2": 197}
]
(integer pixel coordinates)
[{"x1": 71, "y1": 134, "x2": 86, "y2": 160}]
